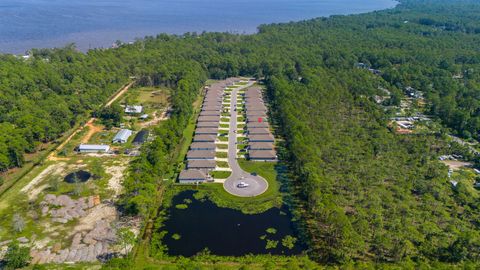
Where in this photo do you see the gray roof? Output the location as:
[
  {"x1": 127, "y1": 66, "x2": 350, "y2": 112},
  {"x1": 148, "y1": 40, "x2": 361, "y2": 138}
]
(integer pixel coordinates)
[
  {"x1": 198, "y1": 116, "x2": 220, "y2": 122},
  {"x1": 202, "y1": 105, "x2": 222, "y2": 111},
  {"x1": 197, "y1": 122, "x2": 219, "y2": 128},
  {"x1": 249, "y1": 150, "x2": 277, "y2": 159},
  {"x1": 195, "y1": 128, "x2": 218, "y2": 135},
  {"x1": 246, "y1": 116, "x2": 268, "y2": 123},
  {"x1": 190, "y1": 142, "x2": 216, "y2": 150},
  {"x1": 247, "y1": 128, "x2": 270, "y2": 135},
  {"x1": 179, "y1": 170, "x2": 207, "y2": 180},
  {"x1": 200, "y1": 111, "x2": 221, "y2": 116},
  {"x1": 193, "y1": 135, "x2": 217, "y2": 142},
  {"x1": 248, "y1": 134, "x2": 274, "y2": 142},
  {"x1": 248, "y1": 142, "x2": 274, "y2": 150},
  {"x1": 246, "y1": 112, "x2": 267, "y2": 118},
  {"x1": 187, "y1": 150, "x2": 216, "y2": 159},
  {"x1": 187, "y1": 160, "x2": 216, "y2": 169},
  {"x1": 245, "y1": 104, "x2": 267, "y2": 111},
  {"x1": 247, "y1": 122, "x2": 269, "y2": 128}
]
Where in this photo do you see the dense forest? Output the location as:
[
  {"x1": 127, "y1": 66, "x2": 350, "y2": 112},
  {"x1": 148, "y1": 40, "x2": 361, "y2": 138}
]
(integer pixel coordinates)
[{"x1": 1, "y1": 0, "x2": 480, "y2": 267}]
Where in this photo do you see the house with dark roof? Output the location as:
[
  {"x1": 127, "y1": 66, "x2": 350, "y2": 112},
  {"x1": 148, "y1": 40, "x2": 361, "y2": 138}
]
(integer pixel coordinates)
[
  {"x1": 248, "y1": 134, "x2": 275, "y2": 142},
  {"x1": 190, "y1": 142, "x2": 216, "y2": 150},
  {"x1": 198, "y1": 116, "x2": 220, "y2": 122},
  {"x1": 187, "y1": 160, "x2": 216, "y2": 171},
  {"x1": 195, "y1": 128, "x2": 218, "y2": 135},
  {"x1": 249, "y1": 150, "x2": 277, "y2": 161},
  {"x1": 132, "y1": 130, "x2": 149, "y2": 145},
  {"x1": 193, "y1": 135, "x2": 217, "y2": 142},
  {"x1": 247, "y1": 128, "x2": 270, "y2": 135},
  {"x1": 246, "y1": 116, "x2": 268, "y2": 123},
  {"x1": 186, "y1": 150, "x2": 216, "y2": 160},
  {"x1": 197, "y1": 122, "x2": 219, "y2": 128},
  {"x1": 247, "y1": 122, "x2": 269, "y2": 129},
  {"x1": 200, "y1": 111, "x2": 221, "y2": 117},
  {"x1": 248, "y1": 142, "x2": 274, "y2": 150},
  {"x1": 245, "y1": 104, "x2": 267, "y2": 111},
  {"x1": 178, "y1": 170, "x2": 208, "y2": 184}
]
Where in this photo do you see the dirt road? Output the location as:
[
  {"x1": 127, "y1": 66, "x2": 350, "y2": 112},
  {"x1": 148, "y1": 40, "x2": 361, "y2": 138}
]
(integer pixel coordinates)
[{"x1": 48, "y1": 82, "x2": 134, "y2": 160}]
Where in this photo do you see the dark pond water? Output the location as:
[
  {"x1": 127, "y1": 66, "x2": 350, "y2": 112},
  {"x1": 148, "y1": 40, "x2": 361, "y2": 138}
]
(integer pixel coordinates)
[
  {"x1": 160, "y1": 190, "x2": 303, "y2": 256},
  {"x1": 0, "y1": 0, "x2": 398, "y2": 53},
  {"x1": 64, "y1": 170, "x2": 92, "y2": 183}
]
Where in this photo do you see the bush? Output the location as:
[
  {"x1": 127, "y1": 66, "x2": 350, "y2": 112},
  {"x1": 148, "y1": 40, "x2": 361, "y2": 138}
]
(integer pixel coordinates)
[{"x1": 3, "y1": 241, "x2": 31, "y2": 269}]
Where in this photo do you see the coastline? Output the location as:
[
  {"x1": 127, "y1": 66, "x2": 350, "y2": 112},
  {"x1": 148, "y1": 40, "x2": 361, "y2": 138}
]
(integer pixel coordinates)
[{"x1": 0, "y1": 0, "x2": 398, "y2": 54}]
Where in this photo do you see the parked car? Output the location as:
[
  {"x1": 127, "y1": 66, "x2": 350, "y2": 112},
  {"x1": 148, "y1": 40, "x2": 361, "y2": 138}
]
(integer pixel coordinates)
[{"x1": 237, "y1": 182, "x2": 250, "y2": 188}]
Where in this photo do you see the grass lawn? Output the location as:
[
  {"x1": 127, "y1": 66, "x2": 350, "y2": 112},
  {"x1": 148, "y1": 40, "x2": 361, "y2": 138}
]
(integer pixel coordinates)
[
  {"x1": 220, "y1": 117, "x2": 230, "y2": 122},
  {"x1": 216, "y1": 161, "x2": 229, "y2": 168},
  {"x1": 216, "y1": 152, "x2": 228, "y2": 158},
  {"x1": 221, "y1": 113, "x2": 231, "y2": 117},
  {"x1": 237, "y1": 144, "x2": 247, "y2": 150},
  {"x1": 237, "y1": 137, "x2": 247, "y2": 143},
  {"x1": 237, "y1": 124, "x2": 245, "y2": 129},
  {"x1": 218, "y1": 130, "x2": 229, "y2": 136},
  {"x1": 210, "y1": 171, "x2": 232, "y2": 179},
  {"x1": 216, "y1": 144, "x2": 228, "y2": 150},
  {"x1": 237, "y1": 116, "x2": 245, "y2": 122},
  {"x1": 217, "y1": 136, "x2": 228, "y2": 142},
  {"x1": 220, "y1": 124, "x2": 229, "y2": 128}
]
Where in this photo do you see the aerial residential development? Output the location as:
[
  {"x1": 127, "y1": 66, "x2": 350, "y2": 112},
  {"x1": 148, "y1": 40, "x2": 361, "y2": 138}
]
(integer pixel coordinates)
[{"x1": 1, "y1": 1, "x2": 480, "y2": 269}]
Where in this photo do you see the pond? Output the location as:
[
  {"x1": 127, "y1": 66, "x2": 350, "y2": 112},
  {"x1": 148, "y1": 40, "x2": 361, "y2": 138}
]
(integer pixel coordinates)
[
  {"x1": 160, "y1": 190, "x2": 304, "y2": 256},
  {"x1": 64, "y1": 170, "x2": 92, "y2": 183}
]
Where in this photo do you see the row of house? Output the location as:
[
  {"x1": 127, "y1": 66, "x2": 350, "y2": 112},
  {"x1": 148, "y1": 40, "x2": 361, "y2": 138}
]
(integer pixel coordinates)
[
  {"x1": 179, "y1": 78, "x2": 242, "y2": 183},
  {"x1": 243, "y1": 87, "x2": 277, "y2": 161}
]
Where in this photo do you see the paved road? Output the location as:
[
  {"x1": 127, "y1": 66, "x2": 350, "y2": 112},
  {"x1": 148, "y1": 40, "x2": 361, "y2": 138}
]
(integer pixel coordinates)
[{"x1": 223, "y1": 82, "x2": 268, "y2": 197}]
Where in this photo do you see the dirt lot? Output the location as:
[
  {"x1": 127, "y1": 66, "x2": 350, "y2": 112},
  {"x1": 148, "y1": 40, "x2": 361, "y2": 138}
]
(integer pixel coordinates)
[{"x1": 441, "y1": 160, "x2": 472, "y2": 170}]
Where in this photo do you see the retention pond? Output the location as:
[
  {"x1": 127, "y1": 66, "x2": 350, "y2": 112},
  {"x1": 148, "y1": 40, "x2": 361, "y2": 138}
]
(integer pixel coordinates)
[{"x1": 160, "y1": 190, "x2": 304, "y2": 256}]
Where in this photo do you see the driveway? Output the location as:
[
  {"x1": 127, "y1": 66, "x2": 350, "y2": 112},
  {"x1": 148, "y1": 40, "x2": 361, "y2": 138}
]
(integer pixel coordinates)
[{"x1": 223, "y1": 81, "x2": 268, "y2": 197}]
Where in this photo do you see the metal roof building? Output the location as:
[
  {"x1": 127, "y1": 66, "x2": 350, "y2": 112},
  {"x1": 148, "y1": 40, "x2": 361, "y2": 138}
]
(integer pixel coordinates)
[
  {"x1": 112, "y1": 129, "x2": 133, "y2": 144},
  {"x1": 125, "y1": 105, "x2": 143, "y2": 114},
  {"x1": 78, "y1": 144, "x2": 110, "y2": 153}
]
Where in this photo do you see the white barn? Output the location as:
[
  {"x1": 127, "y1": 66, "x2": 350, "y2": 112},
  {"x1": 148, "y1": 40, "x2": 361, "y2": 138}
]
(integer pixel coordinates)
[
  {"x1": 78, "y1": 144, "x2": 110, "y2": 153},
  {"x1": 112, "y1": 129, "x2": 133, "y2": 144},
  {"x1": 125, "y1": 105, "x2": 143, "y2": 114}
]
